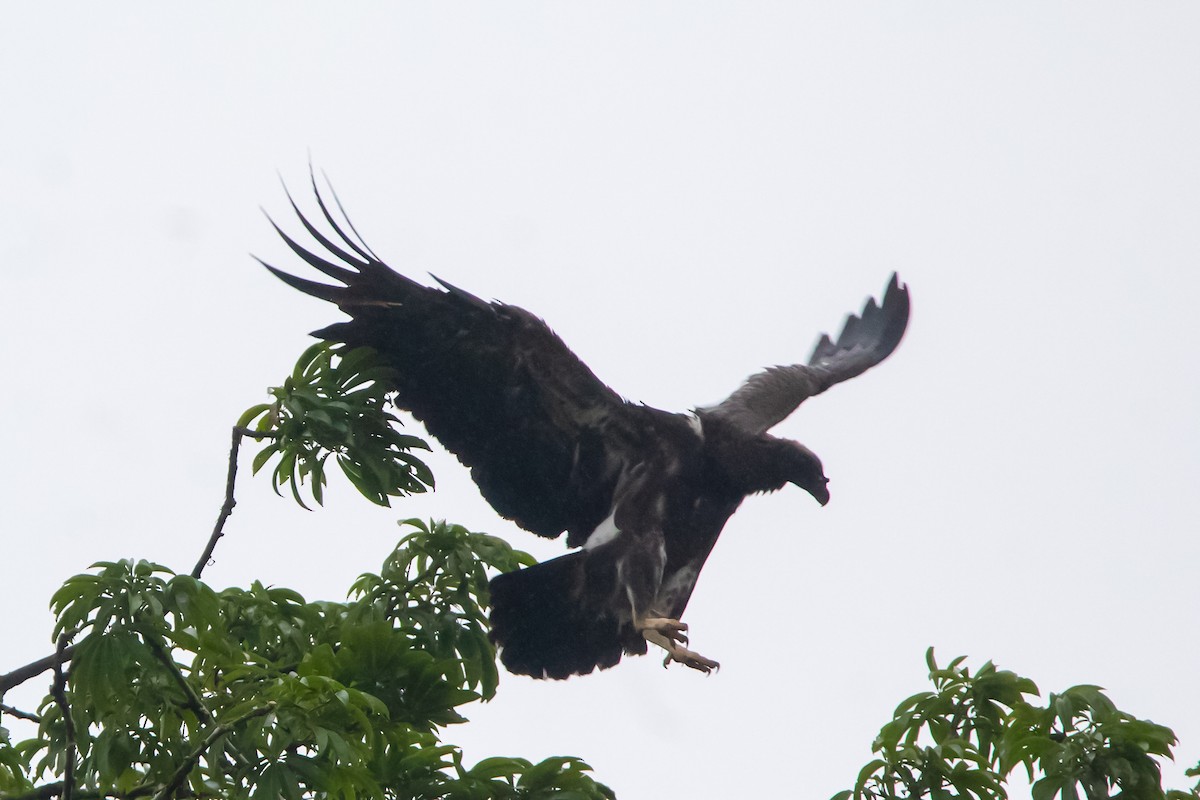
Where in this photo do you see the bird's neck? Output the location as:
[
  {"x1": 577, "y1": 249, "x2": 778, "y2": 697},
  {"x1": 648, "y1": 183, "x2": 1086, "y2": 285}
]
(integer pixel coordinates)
[{"x1": 700, "y1": 417, "x2": 793, "y2": 496}]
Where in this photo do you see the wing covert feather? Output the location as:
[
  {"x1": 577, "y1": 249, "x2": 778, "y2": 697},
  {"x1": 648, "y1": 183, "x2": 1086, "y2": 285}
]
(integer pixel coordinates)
[{"x1": 261, "y1": 182, "x2": 630, "y2": 538}]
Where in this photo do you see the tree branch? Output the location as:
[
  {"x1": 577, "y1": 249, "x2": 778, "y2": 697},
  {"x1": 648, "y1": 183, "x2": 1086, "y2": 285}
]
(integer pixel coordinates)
[
  {"x1": 150, "y1": 703, "x2": 275, "y2": 800},
  {"x1": 0, "y1": 648, "x2": 76, "y2": 696},
  {"x1": 141, "y1": 635, "x2": 213, "y2": 727},
  {"x1": 0, "y1": 702, "x2": 41, "y2": 723},
  {"x1": 191, "y1": 426, "x2": 276, "y2": 580},
  {"x1": 0, "y1": 783, "x2": 160, "y2": 800},
  {"x1": 49, "y1": 634, "x2": 76, "y2": 800},
  {"x1": 4, "y1": 705, "x2": 276, "y2": 800},
  {"x1": 1, "y1": 426, "x2": 274, "y2": 696},
  {"x1": 0, "y1": 783, "x2": 70, "y2": 800},
  {"x1": 140, "y1": 634, "x2": 250, "y2": 769}
]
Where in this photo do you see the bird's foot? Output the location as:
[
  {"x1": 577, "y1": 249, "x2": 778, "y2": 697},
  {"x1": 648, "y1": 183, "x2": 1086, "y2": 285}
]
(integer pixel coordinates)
[
  {"x1": 639, "y1": 616, "x2": 689, "y2": 644},
  {"x1": 639, "y1": 618, "x2": 720, "y2": 675}
]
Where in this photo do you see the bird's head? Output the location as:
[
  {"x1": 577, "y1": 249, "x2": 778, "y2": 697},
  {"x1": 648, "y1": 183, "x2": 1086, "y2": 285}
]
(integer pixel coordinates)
[
  {"x1": 781, "y1": 440, "x2": 830, "y2": 505},
  {"x1": 700, "y1": 414, "x2": 832, "y2": 503}
]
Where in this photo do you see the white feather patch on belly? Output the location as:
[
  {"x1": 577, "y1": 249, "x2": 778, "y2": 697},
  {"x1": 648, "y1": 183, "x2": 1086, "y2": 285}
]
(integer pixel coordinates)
[{"x1": 584, "y1": 509, "x2": 621, "y2": 551}]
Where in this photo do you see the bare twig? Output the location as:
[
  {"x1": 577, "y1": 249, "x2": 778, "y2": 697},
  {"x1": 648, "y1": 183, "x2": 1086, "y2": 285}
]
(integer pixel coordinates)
[
  {"x1": 191, "y1": 426, "x2": 276, "y2": 579},
  {"x1": 49, "y1": 633, "x2": 76, "y2": 800},
  {"x1": 0, "y1": 702, "x2": 41, "y2": 723}
]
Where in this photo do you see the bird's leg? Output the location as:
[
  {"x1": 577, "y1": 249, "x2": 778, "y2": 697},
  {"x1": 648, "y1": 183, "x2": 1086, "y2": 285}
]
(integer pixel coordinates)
[{"x1": 638, "y1": 616, "x2": 720, "y2": 674}]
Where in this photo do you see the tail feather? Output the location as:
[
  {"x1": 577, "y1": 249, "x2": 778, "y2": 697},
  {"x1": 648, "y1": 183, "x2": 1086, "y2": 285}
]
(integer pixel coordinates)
[{"x1": 489, "y1": 553, "x2": 641, "y2": 680}]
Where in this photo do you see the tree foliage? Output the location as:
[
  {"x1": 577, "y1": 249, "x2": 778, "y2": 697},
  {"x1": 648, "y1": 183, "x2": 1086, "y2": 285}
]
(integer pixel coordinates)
[
  {"x1": 237, "y1": 343, "x2": 434, "y2": 509},
  {"x1": 834, "y1": 650, "x2": 1198, "y2": 800},
  {"x1": 0, "y1": 344, "x2": 612, "y2": 800},
  {"x1": 1, "y1": 342, "x2": 1196, "y2": 800},
  {"x1": 1, "y1": 521, "x2": 612, "y2": 800}
]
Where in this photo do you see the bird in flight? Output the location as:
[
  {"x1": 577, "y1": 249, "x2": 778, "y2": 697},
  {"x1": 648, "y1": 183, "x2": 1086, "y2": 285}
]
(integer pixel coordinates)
[{"x1": 263, "y1": 180, "x2": 910, "y2": 679}]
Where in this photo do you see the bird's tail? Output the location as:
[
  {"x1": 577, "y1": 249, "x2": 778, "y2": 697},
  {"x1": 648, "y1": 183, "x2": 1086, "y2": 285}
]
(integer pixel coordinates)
[{"x1": 489, "y1": 552, "x2": 644, "y2": 679}]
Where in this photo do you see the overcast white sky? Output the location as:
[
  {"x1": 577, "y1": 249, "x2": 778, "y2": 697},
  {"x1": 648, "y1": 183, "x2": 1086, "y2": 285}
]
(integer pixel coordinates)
[{"x1": 3, "y1": 5, "x2": 1199, "y2": 798}]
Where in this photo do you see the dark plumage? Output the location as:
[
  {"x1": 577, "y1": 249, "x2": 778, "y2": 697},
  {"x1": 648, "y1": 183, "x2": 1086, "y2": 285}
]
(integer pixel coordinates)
[{"x1": 263, "y1": 180, "x2": 910, "y2": 679}]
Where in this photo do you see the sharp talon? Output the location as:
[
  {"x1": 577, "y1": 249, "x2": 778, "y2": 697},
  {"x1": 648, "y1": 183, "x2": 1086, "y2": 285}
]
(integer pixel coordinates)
[{"x1": 640, "y1": 617, "x2": 719, "y2": 675}]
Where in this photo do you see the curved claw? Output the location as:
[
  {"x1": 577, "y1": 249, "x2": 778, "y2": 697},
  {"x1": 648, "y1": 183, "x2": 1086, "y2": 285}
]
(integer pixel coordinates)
[
  {"x1": 639, "y1": 617, "x2": 718, "y2": 675},
  {"x1": 661, "y1": 648, "x2": 720, "y2": 674}
]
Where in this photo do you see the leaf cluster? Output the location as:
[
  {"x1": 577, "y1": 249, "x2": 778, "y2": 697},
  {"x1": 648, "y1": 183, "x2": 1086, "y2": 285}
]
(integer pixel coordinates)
[
  {"x1": 0, "y1": 728, "x2": 25, "y2": 797},
  {"x1": 834, "y1": 649, "x2": 1194, "y2": 800},
  {"x1": 238, "y1": 343, "x2": 434, "y2": 508},
  {"x1": 1, "y1": 522, "x2": 610, "y2": 800}
]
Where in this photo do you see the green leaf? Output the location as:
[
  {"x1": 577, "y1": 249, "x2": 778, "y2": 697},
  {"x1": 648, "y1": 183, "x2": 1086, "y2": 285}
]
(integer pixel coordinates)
[
  {"x1": 468, "y1": 756, "x2": 528, "y2": 781},
  {"x1": 251, "y1": 442, "x2": 281, "y2": 474},
  {"x1": 237, "y1": 402, "x2": 273, "y2": 429},
  {"x1": 519, "y1": 757, "x2": 580, "y2": 791}
]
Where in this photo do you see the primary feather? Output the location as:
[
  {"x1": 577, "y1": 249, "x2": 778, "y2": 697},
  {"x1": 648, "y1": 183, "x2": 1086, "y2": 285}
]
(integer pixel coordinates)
[{"x1": 263, "y1": 179, "x2": 910, "y2": 678}]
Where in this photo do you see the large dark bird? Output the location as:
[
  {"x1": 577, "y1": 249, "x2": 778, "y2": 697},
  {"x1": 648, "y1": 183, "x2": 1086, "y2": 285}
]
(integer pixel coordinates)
[{"x1": 263, "y1": 183, "x2": 910, "y2": 679}]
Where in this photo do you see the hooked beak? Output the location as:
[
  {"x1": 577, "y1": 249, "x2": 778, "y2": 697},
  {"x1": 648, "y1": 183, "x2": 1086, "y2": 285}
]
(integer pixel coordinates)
[{"x1": 808, "y1": 477, "x2": 830, "y2": 506}]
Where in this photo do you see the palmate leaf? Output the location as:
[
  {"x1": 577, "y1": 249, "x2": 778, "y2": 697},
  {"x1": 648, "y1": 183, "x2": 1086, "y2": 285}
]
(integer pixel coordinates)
[
  {"x1": 239, "y1": 343, "x2": 433, "y2": 508},
  {"x1": 9, "y1": 514, "x2": 618, "y2": 800},
  {"x1": 0, "y1": 726, "x2": 34, "y2": 795},
  {"x1": 836, "y1": 651, "x2": 1186, "y2": 800}
]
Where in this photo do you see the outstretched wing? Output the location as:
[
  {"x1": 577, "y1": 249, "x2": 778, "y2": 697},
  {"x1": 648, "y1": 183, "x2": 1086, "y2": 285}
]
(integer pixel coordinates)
[
  {"x1": 260, "y1": 179, "x2": 631, "y2": 539},
  {"x1": 702, "y1": 273, "x2": 910, "y2": 434}
]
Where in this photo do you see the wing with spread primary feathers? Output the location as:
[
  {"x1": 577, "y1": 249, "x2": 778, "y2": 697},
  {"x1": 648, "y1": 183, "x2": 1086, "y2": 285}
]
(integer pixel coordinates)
[
  {"x1": 259, "y1": 181, "x2": 631, "y2": 540},
  {"x1": 703, "y1": 273, "x2": 910, "y2": 434}
]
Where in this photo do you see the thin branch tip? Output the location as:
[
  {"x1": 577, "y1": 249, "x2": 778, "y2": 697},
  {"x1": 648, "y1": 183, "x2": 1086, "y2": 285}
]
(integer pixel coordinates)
[{"x1": 191, "y1": 425, "x2": 267, "y2": 579}]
